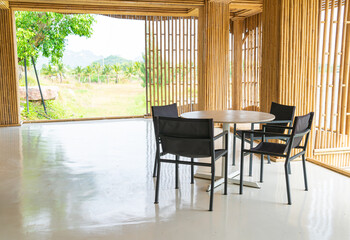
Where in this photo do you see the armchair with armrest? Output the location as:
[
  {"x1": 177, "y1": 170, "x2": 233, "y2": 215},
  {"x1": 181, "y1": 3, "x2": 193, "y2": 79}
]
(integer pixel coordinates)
[
  {"x1": 239, "y1": 112, "x2": 314, "y2": 205},
  {"x1": 235, "y1": 102, "x2": 296, "y2": 176},
  {"x1": 154, "y1": 116, "x2": 229, "y2": 211}
]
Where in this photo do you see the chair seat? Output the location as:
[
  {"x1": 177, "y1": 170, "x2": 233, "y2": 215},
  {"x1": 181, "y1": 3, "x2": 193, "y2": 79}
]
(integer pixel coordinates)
[
  {"x1": 252, "y1": 142, "x2": 287, "y2": 155},
  {"x1": 162, "y1": 149, "x2": 227, "y2": 159}
]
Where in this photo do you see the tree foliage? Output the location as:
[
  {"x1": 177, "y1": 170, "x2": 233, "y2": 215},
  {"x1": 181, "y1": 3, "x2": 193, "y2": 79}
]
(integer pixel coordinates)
[{"x1": 15, "y1": 11, "x2": 95, "y2": 66}]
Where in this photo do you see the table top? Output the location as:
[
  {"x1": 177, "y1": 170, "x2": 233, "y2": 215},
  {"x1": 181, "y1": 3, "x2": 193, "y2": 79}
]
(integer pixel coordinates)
[{"x1": 181, "y1": 110, "x2": 275, "y2": 124}]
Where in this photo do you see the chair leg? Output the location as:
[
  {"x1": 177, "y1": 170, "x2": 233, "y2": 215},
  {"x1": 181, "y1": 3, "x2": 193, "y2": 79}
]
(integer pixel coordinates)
[
  {"x1": 232, "y1": 124, "x2": 237, "y2": 166},
  {"x1": 153, "y1": 144, "x2": 158, "y2": 177},
  {"x1": 249, "y1": 133, "x2": 253, "y2": 176},
  {"x1": 284, "y1": 160, "x2": 292, "y2": 205},
  {"x1": 239, "y1": 150, "x2": 244, "y2": 194},
  {"x1": 191, "y1": 158, "x2": 194, "y2": 184},
  {"x1": 302, "y1": 154, "x2": 308, "y2": 191},
  {"x1": 266, "y1": 139, "x2": 271, "y2": 164},
  {"x1": 260, "y1": 154, "x2": 264, "y2": 183},
  {"x1": 288, "y1": 162, "x2": 292, "y2": 175},
  {"x1": 175, "y1": 155, "x2": 179, "y2": 189},
  {"x1": 154, "y1": 159, "x2": 161, "y2": 204},
  {"x1": 224, "y1": 153, "x2": 228, "y2": 195},
  {"x1": 209, "y1": 160, "x2": 215, "y2": 211}
]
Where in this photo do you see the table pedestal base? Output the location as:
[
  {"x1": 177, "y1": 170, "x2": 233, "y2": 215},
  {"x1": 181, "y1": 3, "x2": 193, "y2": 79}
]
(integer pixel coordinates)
[{"x1": 194, "y1": 171, "x2": 261, "y2": 192}]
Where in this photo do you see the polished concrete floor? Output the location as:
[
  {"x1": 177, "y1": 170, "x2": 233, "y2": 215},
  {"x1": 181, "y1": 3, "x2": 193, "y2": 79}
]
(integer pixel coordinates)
[{"x1": 0, "y1": 119, "x2": 349, "y2": 240}]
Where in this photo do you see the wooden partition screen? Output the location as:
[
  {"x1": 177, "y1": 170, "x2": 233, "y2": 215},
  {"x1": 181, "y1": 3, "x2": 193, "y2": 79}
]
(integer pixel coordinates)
[
  {"x1": 261, "y1": 0, "x2": 319, "y2": 159},
  {"x1": 145, "y1": 16, "x2": 198, "y2": 115},
  {"x1": 230, "y1": 14, "x2": 262, "y2": 111},
  {"x1": 0, "y1": 9, "x2": 20, "y2": 126},
  {"x1": 311, "y1": 0, "x2": 350, "y2": 175}
]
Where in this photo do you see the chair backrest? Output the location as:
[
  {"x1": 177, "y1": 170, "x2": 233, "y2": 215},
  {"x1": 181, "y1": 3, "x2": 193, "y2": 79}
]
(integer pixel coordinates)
[
  {"x1": 151, "y1": 103, "x2": 178, "y2": 118},
  {"x1": 151, "y1": 104, "x2": 178, "y2": 138},
  {"x1": 157, "y1": 117, "x2": 214, "y2": 158},
  {"x1": 289, "y1": 112, "x2": 314, "y2": 149},
  {"x1": 265, "y1": 102, "x2": 296, "y2": 133}
]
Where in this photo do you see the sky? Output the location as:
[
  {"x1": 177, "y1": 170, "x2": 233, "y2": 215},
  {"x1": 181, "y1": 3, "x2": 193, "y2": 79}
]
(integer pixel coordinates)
[{"x1": 65, "y1": 15, "x2": 145, "y2": 61}]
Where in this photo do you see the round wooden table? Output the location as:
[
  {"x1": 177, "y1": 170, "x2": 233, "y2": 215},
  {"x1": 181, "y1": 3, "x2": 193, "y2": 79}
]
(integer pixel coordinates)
[
  {"x1": 181, "y1": 110, "x2": 275, "y2": 190},
  {"x1": 181, "y1": 110, "x2": 275, "y2": 124}
]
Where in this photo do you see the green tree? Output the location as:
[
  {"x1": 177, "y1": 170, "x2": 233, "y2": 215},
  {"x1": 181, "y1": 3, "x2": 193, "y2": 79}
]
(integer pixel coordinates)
[
  {"x1": 112, "y1": 64, "x2": 122, "y2": 83},
  {"x1": 56, "y1": 62, "x2": 66, "y2": 83},
  {"x1": 102, "y1": 64, "x2": 112, "y2": 84},
  {"x1": 92, "y1": 62, "x2": 102, "y2": 84},
  {"x1": 74, "y1": 66, "x2": 84, "y2": 82},
  {"x1": 41, "y1": 64, "x2": 56, "y2": 80},
  {"x1": 84, "y1": 66, "x2": 94, "y2": 83},
  {"x1": 15, "y1": 12, "x2": 95, "y2": 66},
  {"x1": 133, "y1": 59, "x2": 146, "y2": 87},
  {"x1": 124, "y1": 65, "x2": 134, "y2": 79}
]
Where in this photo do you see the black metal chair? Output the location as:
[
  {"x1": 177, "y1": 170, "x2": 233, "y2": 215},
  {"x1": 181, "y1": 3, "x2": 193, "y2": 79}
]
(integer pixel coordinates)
[
  {"x1": 235, "y1": 102, "x2": 296, "y2": 176},
  {"x1": 154, "y1": 116, "x2": 228, "y2": 211},
  {"x1": 151, "y1": 103, "x2": 179, "y2": 177},
  {"x1": 239, "y1": 112, "x2": 314, "y2": 205}
]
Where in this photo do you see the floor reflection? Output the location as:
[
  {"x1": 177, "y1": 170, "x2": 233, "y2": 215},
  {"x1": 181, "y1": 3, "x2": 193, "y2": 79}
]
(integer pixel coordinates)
[{"x1": 0, "y1": 119, "x2": 349, "y2": 240}]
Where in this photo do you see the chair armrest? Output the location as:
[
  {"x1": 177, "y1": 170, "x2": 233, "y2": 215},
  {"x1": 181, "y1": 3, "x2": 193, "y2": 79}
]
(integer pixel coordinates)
[
  {"x1": 214, "y1": 130, "x2": 228, "y2": 141},
  {"x1": 253, "y1": 120, "x2": 292, "y2": 125},
  {"x1": 262, "y1": 124, "x2": 293, "y2": 131},
  {"x1": 294, "y1": 129, "x2": 311, "y2": 138},
  {"x1": 240, "y1": 130, "x2": 291, "y2": 138}
]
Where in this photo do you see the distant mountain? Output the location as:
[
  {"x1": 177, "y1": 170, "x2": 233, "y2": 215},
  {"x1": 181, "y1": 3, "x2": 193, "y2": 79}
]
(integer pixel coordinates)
[
  {"x1": 62, "y1": 50, "x2": 103, "y2": 68},
  {"x1": 93, "y1": 55, "x2": 132, "y2": 66},
  {"x1": 35, "y1": 51, "x2": 133, "y2": 70}
]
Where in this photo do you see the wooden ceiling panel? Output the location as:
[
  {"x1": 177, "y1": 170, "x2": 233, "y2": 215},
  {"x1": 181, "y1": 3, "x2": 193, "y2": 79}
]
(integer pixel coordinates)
[{"x1": 0, "y1": 1, "x2": 9, "y2": 9}]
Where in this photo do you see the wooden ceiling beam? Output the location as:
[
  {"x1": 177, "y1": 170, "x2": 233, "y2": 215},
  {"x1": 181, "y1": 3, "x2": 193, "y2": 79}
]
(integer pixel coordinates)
[
  {"x1": 9, "y1": 0, "x2": 205, "y2": 8},
  {"x1": 9, "y1": 2, "x2": 194, "y2": 16},
  {"x1": 229, "y1": 0, "x2": 262, "y2": 10}
]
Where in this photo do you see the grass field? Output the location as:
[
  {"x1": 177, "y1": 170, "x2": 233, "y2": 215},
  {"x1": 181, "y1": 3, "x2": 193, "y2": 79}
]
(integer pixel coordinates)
[{"x1": 20, "y1": 76, "x2": 146, "y2": 121}]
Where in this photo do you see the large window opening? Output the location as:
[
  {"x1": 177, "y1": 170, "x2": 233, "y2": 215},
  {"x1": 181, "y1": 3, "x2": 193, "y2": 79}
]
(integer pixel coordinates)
[{"x1": 15, "y1": 12, "x2": 146, "y2": 121}]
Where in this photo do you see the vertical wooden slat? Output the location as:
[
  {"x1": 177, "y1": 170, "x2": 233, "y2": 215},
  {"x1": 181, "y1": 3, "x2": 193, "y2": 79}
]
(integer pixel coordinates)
[
  {"x1": 232, "y1": 19, "x2": 243, "y2": 110},
  {"x1": 145, "y1": 16, "x2": 198, "y2": 115}
]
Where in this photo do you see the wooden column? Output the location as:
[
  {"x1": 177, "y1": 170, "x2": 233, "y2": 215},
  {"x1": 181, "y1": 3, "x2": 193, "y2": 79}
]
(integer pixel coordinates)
[
  {"x1": 232, "y1": 19, "x2": 243, "y2": 110},
  {"x1": 260, "y1": 0, "x2": 282, "y2": 113},
  {"x1": 198, "y1": 0, "x2": 230, "y2": 111},
  {"x1": 0, "y1": 8, "x2": 20, "y2": 126}
]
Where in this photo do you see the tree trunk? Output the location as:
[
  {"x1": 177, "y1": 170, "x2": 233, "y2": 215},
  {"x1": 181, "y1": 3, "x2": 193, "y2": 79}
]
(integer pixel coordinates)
[
  {"x1": 98, "y1": 74, "x2": 100, "y2": 84},
  {"x1": 89, "y1": 75, "x2": 91, "y2": 83},
  {"x1": 107, "y1": 75, "x2": 109, "y2": 84}
]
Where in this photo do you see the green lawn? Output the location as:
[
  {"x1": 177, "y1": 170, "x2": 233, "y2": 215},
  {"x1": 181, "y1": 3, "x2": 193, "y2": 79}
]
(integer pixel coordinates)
[{"x1": 20, "y1": 76, "x2": 146, "y2": 121}]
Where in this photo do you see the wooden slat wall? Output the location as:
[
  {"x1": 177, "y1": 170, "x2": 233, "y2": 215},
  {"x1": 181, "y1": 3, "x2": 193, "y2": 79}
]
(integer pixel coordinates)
[
  {"x1": 241, "y1": 13, "x2": 261, "y2": 110},
  {"x1": 230, "y1": 14, "x2": 261, "y2": 110},
  {"x1": 145, "y1": 16, "x2": 198, "y2": 114},
  {"x1": 230, "y1": 19, "x2": 243, "y2": 110},
  {"x1": 198, "y1": 1, "x2": 230, "y2": 111},
  {"x1": 312, "y1": 0, "x2": 350, "y2": 174},
  {"x1": 0, "y1": 9, "x2": 20, "y2": 126},
  {"x1": 261, "y1": 0, "x2": 319, "y2": 157}
]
